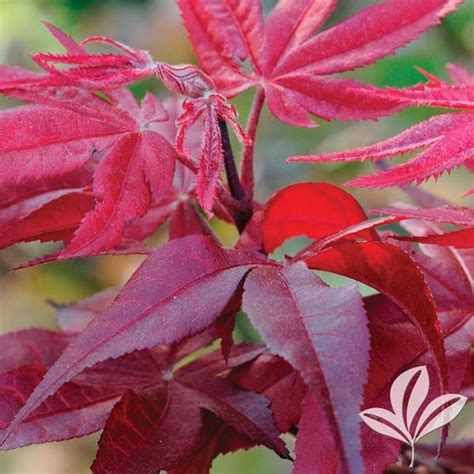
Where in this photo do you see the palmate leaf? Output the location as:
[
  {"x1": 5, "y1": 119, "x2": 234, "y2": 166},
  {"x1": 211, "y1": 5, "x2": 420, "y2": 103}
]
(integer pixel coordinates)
[
  {"x1": 360, "y1": 297, "x2": 473, "y2": 472},
  {"x1": 92, "y1": 346, "x2": 288, "y2": 474},
  {"x1": 372, "y1": 206, "x2": 474, "y2": 249},
  {"x1": 243, "y1": 262, "x2": 370, "y2": 473},
  {"x1": 0, "y1": 321, "x2": 287, "y2": 470},
  {"x1": 0, "y1": 83, "x2": 177, "y2": 257},
  {"x1": 0, "y1": 24, "x2": 251, "y2": 217},
  {"x1": 178, "y1": 0, "x2": 460, "y2": 126},
  {"x1": 0, "y1": 236, "x2": 270, "y2": 449},
  {"x1": 257, "y1": 184, "x2": 450, "y2": 401},
  {"x1": 290, "y1": 66, "x2": 474, "y2": 192}
]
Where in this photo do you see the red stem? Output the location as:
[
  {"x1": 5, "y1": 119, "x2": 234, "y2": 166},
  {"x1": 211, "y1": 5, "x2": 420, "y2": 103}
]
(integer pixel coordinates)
[{"x1": 241, "y1": 86, "x2": 265, "y2": 199}]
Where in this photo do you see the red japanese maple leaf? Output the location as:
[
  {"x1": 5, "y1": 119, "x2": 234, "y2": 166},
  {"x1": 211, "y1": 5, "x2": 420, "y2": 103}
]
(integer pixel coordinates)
[
  {"x1": 0, "y1": 322, "x2": 289, "y2": 471},
  {"x1": 178, "y1": 0, "x2": 460, "y2": 127},
  {"x1": 0, "y1": 80, "x2": 178, "y2": 257},
  {"x1": 2, "y1": 181, "x2": 473, "y2": 473},
  {"x1": 1, "y1": 5, "x2": 473, "y2": 472},
  {"x1": 258, "y1": 188, "x2": 473, "y2": 472},
  {"x1": 0, "y1": 24, "x2": 250, "y2": 219},
  {"x1": 290, "y1": 65, "x2": 474, "y2": 193},
  {"x1": 372, "y1": 205, "x2": 474, "y2": 248}
]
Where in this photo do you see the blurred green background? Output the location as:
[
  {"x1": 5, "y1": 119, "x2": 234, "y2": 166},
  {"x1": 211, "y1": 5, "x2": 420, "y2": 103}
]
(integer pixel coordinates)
[{"x1": 0, "y1": 1, "x2": 472, "y2": 472}]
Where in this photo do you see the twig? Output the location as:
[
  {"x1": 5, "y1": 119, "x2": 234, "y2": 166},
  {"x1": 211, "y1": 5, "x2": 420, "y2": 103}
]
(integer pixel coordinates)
[
  {"x1": 218, "y1": 119, "x2": 252, "y2": 232},
  {"x1": 241, "y1": 86, "x2": 265, "y2": 199}
]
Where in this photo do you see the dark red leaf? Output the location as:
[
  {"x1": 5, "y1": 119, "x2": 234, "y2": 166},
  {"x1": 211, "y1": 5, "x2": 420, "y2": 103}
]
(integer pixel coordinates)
[
  {"x1": 0, "y1": 236, "x2": 269, "y2": 447},
  {"x1": 232, "y1": 352, "x2": 305, "y2": 433},
  {"x1": 293, "y1": 391, "x2": 340, "y2": 474},
  {"x1": 92, "y1": 385, "x2": 203, "y2": 474},
  {"x1": 177, "y1": 376, "x2": 287, "y2": 459},
  {"x1": 304, "y1": 241, "x2": 449, "y2": 400},
  {"x1": 0, "y1": 330, "x2": 71, "y2": 372},
  {"x1": 361, "y1": 296, "x2": 473, "y2": 471},
  {"x1": 92, "y1": 344, "x2": 287, "y2": 473},
  {"x1": 243, "y1": 262, "x2": 369, "y2": 473},
  {"x1": 169, "y1": 411, "x2": 253, "y2": 474},
  {"x1": 0, "y1": 365, "x2": 123, "y2": 450}
]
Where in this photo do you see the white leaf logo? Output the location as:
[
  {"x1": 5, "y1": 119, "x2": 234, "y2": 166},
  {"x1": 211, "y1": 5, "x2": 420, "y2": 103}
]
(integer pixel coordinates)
[{"x1": 359, "y1": 366, "x2": 467, "y2": 467}]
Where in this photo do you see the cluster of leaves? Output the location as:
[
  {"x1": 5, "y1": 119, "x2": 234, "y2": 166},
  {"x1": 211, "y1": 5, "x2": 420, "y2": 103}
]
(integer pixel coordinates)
[{"x1": 0, "y1": 1, "x2": 472, "y2": 473}]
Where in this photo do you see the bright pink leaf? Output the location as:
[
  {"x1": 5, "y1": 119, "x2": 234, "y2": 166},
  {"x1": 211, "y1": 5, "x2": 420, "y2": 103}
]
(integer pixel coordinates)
[
  {"x1": 176, "y1": 94, "x2": 249, "y2": 216},
  {"x1": 372, "y1": 205, "x2": 474, "y2": 227},
  {"x1": 0, "y1": 189, "x2": 94, "y2": 249},
  {"x1": 0, "y1": 88, "x2": 178, "y2": 256},
  {"x1": 179, "y1": 0, "x2": 458, "y2": 126},
  {"x1": 265, "y1": 74, "x2": 402, "y2": 128},
  {"x1": 291, "y1": 112, "x2": 474, "y2": 191},
  {"x1": 176, "y1": 0, "x2": 260, "y2": 96},
  {"x1": 273, "y1": 0, "x2": 461, "y2": 77},
  {"x1": 262, "y1": 0, "x2": 337, "y2": 75},
  {"x1": 62, "y1": 132, "x2": 175, "y2": 257},
  {"x1": 32, "y1": 33, "x2": 155, "y2": 90},
  {"x1": 360, "y1": 65, "x2": 474, "y2": 110}
]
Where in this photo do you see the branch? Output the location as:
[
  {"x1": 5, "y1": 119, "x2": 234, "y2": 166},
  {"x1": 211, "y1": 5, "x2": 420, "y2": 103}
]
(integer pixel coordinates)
[
  {"x1": 241, "y1": 87, "x2": 265, "y2": 199},
  {"x1": 219, "y1": 118, "x2": 245, "y2": 200},
  {"x1": 218, "y1": 119, "x2": 252, "y2": 233}
]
